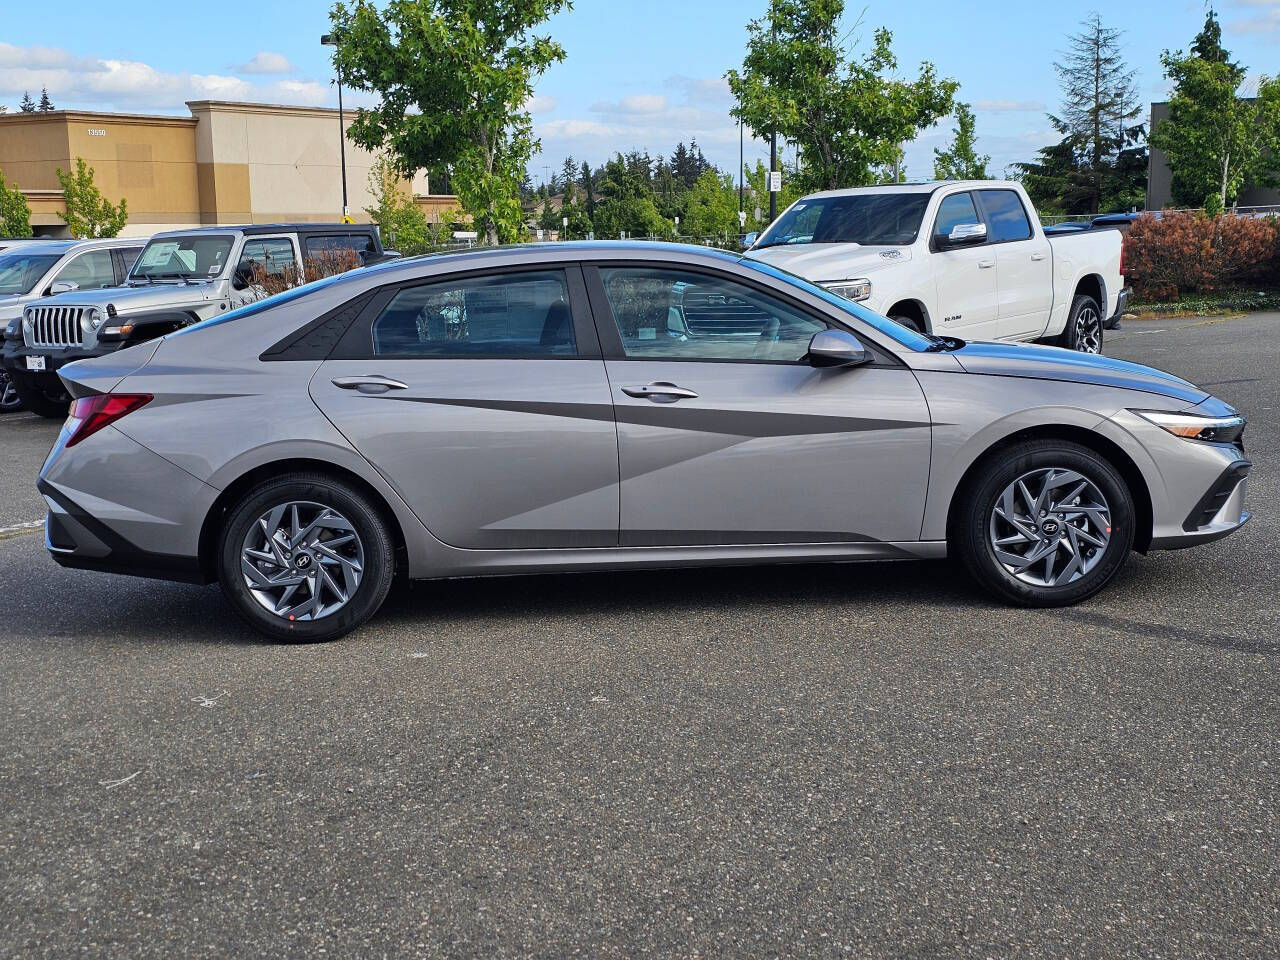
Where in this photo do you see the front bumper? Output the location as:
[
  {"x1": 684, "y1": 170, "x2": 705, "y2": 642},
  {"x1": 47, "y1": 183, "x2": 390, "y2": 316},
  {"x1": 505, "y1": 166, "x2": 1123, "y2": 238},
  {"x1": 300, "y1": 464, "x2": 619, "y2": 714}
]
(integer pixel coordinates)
[
  {"x1": 2, "y1": 339, "x2": 127, "y2": 387},
  {"x1": 1150, "y1": 460, "x2": 1252, "y2": 549}
]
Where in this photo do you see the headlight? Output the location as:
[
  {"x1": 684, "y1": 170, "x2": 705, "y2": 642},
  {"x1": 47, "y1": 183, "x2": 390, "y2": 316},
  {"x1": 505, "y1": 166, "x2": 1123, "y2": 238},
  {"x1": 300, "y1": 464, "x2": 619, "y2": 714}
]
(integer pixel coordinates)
[
  {"x1": 1134, "y1": 409, "x2": 1246, "y2": 444},
  {"x1": 82, "y1": 307, "x2": 104, "y2": 331},
  {"x1": 823, "y1": 278, "x2": 872, "y2": 302}
]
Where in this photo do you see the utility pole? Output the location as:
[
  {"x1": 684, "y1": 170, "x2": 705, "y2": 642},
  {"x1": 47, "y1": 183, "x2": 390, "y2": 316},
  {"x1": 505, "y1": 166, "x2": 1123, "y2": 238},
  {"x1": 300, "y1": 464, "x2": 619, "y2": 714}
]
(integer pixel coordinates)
[
  {"x1": 738, "y1": 118, "x2": 744, "y2": 215},
  {"x1": 320, "y1": 34, "x2": 349, "y2": 219},
  {"x1": 769, "y1": 132, "x2": 777, "y2": 222}
]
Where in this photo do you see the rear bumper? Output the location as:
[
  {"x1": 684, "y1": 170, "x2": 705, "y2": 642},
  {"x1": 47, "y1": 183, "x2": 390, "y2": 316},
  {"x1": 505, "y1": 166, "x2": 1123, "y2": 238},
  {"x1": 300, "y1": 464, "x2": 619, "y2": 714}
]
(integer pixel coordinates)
[{"x1": 1105, "y1": 287, "x2": 1131, "y2": 328}]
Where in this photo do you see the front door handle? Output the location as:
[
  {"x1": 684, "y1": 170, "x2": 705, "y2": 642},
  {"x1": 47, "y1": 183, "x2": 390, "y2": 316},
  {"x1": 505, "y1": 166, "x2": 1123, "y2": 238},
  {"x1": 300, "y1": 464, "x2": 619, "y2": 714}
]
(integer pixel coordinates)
[
  {"x1": 621, "y1": 382, "x2": 699, "y2": 403},
  {"x1": 978, "y1": 260, "x2": 995, "y2": 269},
  {"x1": 1030, "y1": 252, "x2": 1047, "y2": 261},
  {"x1": 331, "y1": 374, "x2": 409, "y2": 393}
]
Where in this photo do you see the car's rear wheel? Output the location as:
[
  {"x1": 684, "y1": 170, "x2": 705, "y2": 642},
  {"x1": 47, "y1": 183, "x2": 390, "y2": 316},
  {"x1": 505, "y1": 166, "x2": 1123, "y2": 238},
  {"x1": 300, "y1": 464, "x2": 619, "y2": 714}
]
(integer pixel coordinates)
[
  {"x1": 0, "y1": 370, "x2": 22, "y2": 413},
  {"x1": 10, "y1": 373, "x2": 69, "y2": 418},
  {"x1": 954, "y1": 440, "x2": 1135, "y2": 607},
  {"x1": 217, "y1": 473, "x2": 395, "y2": 642},
  {"x1": 1058, "y1": 294, "x2": 1104, "y2": 353}
]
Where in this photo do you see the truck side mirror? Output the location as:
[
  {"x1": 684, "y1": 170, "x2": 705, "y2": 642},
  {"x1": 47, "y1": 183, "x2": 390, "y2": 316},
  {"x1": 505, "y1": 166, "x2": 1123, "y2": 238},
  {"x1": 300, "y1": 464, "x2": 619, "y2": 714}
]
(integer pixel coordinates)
[
  {"x1": 940, "y1": 222, "x2": 987, "y2": 247},
  {"x1": 231, "y1": 263, "x2": 254, "y2": 290},
  {"x1": 48, "y1": 280, "x2": 79, "y2": 296}
]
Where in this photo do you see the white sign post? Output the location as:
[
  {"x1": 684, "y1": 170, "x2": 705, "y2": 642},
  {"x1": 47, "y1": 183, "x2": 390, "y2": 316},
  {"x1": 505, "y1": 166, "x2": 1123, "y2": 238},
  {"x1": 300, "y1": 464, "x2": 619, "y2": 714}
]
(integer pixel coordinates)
[
  {"x1": 768, "y1": 170, "x2": 782, "y2": 193},
  {"x1": 737, "y1": 210, "x2": 747, "y2": 229}
]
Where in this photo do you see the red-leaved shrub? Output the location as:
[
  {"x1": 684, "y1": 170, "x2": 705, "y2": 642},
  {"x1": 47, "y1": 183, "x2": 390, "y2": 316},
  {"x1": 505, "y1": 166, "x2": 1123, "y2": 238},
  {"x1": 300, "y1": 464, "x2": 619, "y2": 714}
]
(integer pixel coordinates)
[{"x1": 1124, "y1": 212, "x2": 1279, "y2": 300}]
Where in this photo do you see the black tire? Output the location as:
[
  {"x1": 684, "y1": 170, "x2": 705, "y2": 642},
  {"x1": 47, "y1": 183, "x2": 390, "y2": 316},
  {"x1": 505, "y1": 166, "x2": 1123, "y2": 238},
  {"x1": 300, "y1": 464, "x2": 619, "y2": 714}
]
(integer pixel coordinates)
[
  {"x1": 10, "y1": 373, "x2": 69, "y2": 418},
  {"x1": 217, "y1": 472, "x2": 396, "y2": 642},
  {"x1": 1058, "y1": 294, "x2": 1104, "y2": 353},
  {"x1": 890, "y1": 314, "x2": 924, "y2": 334},
  {"x1": 0, "y1": 371, "x2": 22, "y2": 413},
  {"x1": 953, "y1": 439, "x2": 1135, "y2": 607}
]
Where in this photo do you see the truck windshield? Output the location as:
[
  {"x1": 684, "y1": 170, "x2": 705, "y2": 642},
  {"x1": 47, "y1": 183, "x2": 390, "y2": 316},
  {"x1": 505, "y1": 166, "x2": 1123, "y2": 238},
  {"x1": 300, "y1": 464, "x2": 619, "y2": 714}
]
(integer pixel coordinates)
[
  {"x1": 0, "y1": 253, "x2": 60, "y2": 296},
  {"x1": 754, "y1": 193, "x2": 930, "y2": 248},
  {"x1": 131, "y1": 235, "x2": 234, "y2": 280}
]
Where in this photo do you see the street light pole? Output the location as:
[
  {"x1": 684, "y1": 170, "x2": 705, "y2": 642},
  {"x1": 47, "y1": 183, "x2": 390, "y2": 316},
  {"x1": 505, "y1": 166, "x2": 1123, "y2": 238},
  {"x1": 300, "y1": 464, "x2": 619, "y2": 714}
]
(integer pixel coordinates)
[
  {"x1": 321, "y1": 34, "x2": 349, "y2": 219},
  {"x1": 769, "y1": 131, "x2": 777, "y2": 222},
  {"x1": 738, "y1": 118, "x2": 744, "y2": 215}
]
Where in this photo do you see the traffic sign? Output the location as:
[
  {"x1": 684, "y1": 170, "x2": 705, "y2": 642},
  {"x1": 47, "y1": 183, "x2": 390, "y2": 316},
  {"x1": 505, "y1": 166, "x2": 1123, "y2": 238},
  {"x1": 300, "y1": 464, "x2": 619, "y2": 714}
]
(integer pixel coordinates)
[{"x1": 768, "y1": 170, "x2": 782, "y2": 193}]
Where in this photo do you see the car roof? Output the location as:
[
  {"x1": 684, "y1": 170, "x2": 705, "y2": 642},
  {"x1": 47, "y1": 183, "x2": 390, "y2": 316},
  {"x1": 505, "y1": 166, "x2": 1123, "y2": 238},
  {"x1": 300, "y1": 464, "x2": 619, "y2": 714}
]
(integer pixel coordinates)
[
  {"x1": 0, "y1": 236, "x2": 141, "y2": 256},
  {"x1": 149, "y1": 223, "x2": 380, "y2": 239},
  {"x1": 795, "y1": 180, "x2": 1004, "y2": 201}
]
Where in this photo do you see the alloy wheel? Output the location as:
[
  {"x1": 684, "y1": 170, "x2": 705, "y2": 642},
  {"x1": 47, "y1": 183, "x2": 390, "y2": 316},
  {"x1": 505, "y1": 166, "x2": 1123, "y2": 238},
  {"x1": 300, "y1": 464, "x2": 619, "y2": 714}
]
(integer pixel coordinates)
[
  {"x1": 0, "y1": 372, "x2": 20, "y2": 412},
  {"x1": 240, "y1": 500, "x2": 365, "y2": 621},
  {"x1": 1074, "y1": 305, "x2": 1102, "y2": 353},
  {"x1": 988, "y1": 467, "x2": 1112, "y2": 587}
]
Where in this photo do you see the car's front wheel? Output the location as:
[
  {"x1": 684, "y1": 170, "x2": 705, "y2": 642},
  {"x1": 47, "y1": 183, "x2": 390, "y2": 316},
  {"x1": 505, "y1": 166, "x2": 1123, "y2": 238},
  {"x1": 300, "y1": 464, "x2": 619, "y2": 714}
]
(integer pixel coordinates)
[
  {"x1": 953, "y1": 440, "x2": 1135, "y2": 607},
  {"x1": 218, "y1": 473, "x2": 396, "y2": 642},
  {"x1": 0, "y1": 370, "x2": 22, "y2": 413}
]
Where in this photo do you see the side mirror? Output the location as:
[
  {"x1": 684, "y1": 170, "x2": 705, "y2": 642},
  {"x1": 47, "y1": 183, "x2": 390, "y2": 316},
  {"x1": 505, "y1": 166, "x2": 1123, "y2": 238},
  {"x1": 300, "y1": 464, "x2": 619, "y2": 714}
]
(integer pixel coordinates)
[
  {"x1": 742, "y1": 231, "x2": 758, "y2": 248},
  {"x1": 231, "y1": 263, "x2": 254, "y2": 290},
  {"x1": 48, "y1": 280, "x2": 79, "y2": 296},
  {"x1": 807, "y1": 328, "x2": 870, "y2": 368},
  {"x1": 939, "y1": 222, "x2": 987, "y2": 247}
]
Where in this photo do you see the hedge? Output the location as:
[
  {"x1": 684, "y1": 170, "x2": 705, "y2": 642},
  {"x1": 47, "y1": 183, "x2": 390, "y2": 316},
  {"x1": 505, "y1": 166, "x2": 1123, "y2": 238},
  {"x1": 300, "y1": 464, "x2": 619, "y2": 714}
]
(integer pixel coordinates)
[{"x1": 1123, "y1": 211, "x2": 1280, "y2": 301}]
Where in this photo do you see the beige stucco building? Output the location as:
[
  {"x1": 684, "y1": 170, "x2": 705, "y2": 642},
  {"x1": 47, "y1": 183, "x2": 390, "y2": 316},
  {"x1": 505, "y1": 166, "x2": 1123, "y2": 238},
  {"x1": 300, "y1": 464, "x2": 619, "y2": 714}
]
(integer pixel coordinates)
[{"x1": 0, "y1": 101, "x2": 458, "y2": 237}]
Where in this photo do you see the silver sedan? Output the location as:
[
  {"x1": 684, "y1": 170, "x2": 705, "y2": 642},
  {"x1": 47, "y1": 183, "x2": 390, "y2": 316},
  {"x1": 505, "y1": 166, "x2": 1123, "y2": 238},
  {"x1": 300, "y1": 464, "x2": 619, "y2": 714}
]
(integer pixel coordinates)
[{"x1": 39, "y1": 243, "x2": 1251, "y2": 642}]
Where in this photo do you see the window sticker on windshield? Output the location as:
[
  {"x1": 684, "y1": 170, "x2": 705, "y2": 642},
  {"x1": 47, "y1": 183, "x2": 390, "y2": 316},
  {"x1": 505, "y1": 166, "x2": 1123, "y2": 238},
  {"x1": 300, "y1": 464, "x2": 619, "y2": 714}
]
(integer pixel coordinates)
[
  {"x1": 208, "y1": 264, "x2": 221, "y2": 275},
  {"x1": 139, "y1": 242, "x2": 178, "y2": 266}
]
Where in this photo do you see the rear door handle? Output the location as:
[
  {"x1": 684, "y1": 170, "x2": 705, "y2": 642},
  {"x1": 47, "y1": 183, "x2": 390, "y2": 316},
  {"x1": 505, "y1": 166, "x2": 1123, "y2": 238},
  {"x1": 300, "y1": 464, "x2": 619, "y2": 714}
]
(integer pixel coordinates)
[
  {"x1": 621, "y1": 382, "x2": 699, "y2": 403},
  {"x1": 1030, "y1": 252, "x2": 1047, "y2": 261},
  {"x1": 331, "y1": 374, "x2": 409, "y2": 393},
  {"x1": 978, "y1": 260, "x2": 995, "y2": 269}
]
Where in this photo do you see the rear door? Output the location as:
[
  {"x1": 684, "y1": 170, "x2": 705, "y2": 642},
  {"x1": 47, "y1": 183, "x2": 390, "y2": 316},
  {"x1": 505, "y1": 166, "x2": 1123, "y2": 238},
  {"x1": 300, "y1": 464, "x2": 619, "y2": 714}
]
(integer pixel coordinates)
[
  {"x1": 586, "y1": 262, "x2": 932, "y2": 547},
  {"x1": 311, "y1": 264, "x2": 620, "y2": 549},
  {"x1": 978, "y1": 188, "x2": 1053, "y2": 340},
  {"x1": 928, "y1": 191, "x2": 998, "y2": 339}
]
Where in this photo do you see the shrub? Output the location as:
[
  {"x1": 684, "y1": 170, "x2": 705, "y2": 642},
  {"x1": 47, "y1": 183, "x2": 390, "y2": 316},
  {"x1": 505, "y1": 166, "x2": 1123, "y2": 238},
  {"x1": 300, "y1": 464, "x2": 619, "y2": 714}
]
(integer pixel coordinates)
[
  {"x1": 0, "y1": 172, "x2": 33, "y2": 237},
  {"x1": 1124, "y1": 211, "x2": 1279, "y2": 300},
  {"x1": 247, "y1": 249, "x2": 364, "y2": 299}
]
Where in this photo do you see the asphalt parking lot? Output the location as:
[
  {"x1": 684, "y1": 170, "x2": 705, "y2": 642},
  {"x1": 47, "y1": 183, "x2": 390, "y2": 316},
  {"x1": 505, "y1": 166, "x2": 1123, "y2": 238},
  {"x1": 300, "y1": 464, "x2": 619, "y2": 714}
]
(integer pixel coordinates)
[{"x1": 2, "y1": 312, "x2": 1277, "y2": 959}]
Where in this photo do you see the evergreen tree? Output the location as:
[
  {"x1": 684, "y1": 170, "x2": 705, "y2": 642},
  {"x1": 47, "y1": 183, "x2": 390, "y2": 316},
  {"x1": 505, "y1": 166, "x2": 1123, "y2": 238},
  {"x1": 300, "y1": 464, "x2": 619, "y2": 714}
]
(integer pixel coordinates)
[
  {"x1": 19, "y1": 91, "x2": 36, "y2": 113},
  {"x1": 580, "y1": 160, "x2": 595, "y2": 223},
  {"x1": 560, "y1": 155, "x2": 576, "y2": 202},
  {"x1": 933, "y1": 102, "x2": 989, "y2": 181},
  {"x1": 37, "y1": 87, "x2": 54, "y2": 112}
]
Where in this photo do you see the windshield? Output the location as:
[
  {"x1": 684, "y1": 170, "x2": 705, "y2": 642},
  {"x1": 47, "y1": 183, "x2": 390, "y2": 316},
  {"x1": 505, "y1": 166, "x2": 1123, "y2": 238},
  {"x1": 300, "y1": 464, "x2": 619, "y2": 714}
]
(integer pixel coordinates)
[
  {"x1": 131, "y1": 235, "x2": 234, "y2": 280},
  {"x1": 740, "y1": 257, "x2": 936, "y2": 351},
  {"x1": 0, "y1": 253, "x2": 61, "y2": 296},
  {"x1": 756, "y1": 193, "x2": 930, "y2": 248}
]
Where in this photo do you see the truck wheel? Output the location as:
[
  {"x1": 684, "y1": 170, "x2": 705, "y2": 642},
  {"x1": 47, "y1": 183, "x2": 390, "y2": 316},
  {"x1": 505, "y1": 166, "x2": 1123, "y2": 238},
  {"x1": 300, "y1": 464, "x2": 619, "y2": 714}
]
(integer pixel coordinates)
[
  {"x1": 890, "y1": 314, "x2": 924, "y2": 334},
  {"x1": 0, "y1": 371, "x2": 22, "y2": 413},
  {"x1": 10, "y1": 374, "x2": 70, "y2": 419},
  {"x1": 1059, "y1": 295, "x2": 1104, "y2": 353}
]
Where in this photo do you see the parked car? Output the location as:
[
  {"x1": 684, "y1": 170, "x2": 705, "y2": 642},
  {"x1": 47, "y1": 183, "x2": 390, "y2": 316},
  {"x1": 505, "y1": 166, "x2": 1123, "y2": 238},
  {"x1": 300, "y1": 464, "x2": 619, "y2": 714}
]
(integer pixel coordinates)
[
  {"x1": 3, "y1": 223, "x2": 394, "y2": 418},
  {"x1": 40, "y1": 242, "x2": 1249, "y2": 642},
  {"x1": 744, "y1": 180, "x2": 1130, "y2": 353},
  {"x1": 0, "y1": 236, "x2": 145, "y2": 414}
]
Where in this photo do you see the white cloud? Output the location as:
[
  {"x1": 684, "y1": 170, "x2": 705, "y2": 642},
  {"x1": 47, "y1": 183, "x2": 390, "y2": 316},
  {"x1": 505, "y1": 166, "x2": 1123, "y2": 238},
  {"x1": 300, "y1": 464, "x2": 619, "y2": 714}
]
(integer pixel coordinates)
[
  {"x1": 234, "y1": 52, "x2": 295, "y2": 75},
  {"x1": 526, "y1": 94, "x2": 558, "y2": 114},
  {"x1": 0, "y1": 41, "x2": 331, "y2": 112},
  {"x1": 591, "y1": 93, "x2": 669, "y2": 116},
  {"x1": 973, "y1": 99, "x2": 1046, "y2": 113}
]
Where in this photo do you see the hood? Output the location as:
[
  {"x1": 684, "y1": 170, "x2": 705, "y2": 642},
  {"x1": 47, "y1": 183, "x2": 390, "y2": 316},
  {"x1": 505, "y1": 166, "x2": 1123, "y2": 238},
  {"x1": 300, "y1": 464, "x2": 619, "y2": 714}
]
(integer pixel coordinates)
[
  {"x1": 950, "y1": 341, "x2": 1208, "y2": 405},
  {"x1": 744, "y1": 242, "x2": 913, "y2": 282},
  {"x1": 38, "y1": 281, "x2": 219, "y2": 315},
  {"x1": 0, "y1": 293, "x2": 30, "y2": 321}
]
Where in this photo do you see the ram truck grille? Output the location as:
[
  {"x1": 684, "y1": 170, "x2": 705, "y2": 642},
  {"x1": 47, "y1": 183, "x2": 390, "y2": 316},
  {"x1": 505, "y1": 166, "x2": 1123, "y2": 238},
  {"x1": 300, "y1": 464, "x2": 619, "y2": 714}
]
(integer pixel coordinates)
[{"x1": 26, "y1": 306, "x2": 86, "y2": 348}]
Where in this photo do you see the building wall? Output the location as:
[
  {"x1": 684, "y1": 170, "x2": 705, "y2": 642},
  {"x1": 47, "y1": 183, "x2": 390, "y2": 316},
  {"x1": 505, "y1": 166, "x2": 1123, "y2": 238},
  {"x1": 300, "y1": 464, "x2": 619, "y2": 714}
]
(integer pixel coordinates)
[
  {"x1": 0, "y1": 102, "x2": 458, "y2": 238},
  {"x1": 1147, "y1": 101, "x2": 1280, "y2": 210}
]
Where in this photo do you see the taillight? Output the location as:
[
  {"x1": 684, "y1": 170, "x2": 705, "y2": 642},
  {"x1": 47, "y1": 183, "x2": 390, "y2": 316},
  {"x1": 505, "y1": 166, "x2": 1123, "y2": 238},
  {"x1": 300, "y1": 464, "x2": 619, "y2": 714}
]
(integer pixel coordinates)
[
  {"x1": 64, "y1": 393, "x2": 152, "y2": 448},
  {"x1": 1119, "y1": 238, "x2": 1127, "y2": 277}
]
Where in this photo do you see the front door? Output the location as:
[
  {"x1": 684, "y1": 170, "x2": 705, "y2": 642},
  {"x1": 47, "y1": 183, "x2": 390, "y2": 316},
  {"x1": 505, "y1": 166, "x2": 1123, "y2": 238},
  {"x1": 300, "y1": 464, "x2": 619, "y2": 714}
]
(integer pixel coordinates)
[
  {"x1": 978, "y1": 189, "x2": 1054, "y2": 340},
  {"x1": 312, "y1": 265, "x2": 620, "y2": 549},
  {"x1": 586, "y1": 264, "x2": 932, "y2": 547},
  {"x1": 929, "y1": 190, "x2": 998, "y2": 339}
]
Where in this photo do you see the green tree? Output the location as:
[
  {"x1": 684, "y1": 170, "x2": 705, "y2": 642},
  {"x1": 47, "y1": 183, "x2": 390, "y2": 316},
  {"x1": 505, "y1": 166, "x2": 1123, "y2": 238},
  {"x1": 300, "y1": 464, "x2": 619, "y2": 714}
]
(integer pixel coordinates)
[
  {"x1": 1150, "y1": 10, "x2": 1280, "y2": 209},
  {"x1": 726, "y1": 0, "x2": 955, "y2": 192},
  {"x1": 0, "y1": 172, "x2": 34, "y2": 237},
  {"x1": 579, "y1": 160, "x2": 596, "y2": 224},
  {"x1": 681, "y1": 169, "x2": 739, "y2": 237},
  {"x1": 329, "y1": 0, "x2": 569, "y2": 246},
  {"x1": 933, "y1": 102, "x2": 989, "y2": 180},
  {"x1": 19, "y1": 91, "x2": 36, "y2": 113},
  {"x1": 743, "y1": 159, "x2": 803, "y2": 226},
  {"x1": 37, "y1": 87, "x2": 54, "y2": 112},
  {"x1": 56, "y1": 158, "x2": 127, "y2": 238},
  {"x1": 592, "y1": 154, "x2": 673, "y2": 239},
  {"x1": 365, "y1": 153, "x2": 456, "y2": 255}
]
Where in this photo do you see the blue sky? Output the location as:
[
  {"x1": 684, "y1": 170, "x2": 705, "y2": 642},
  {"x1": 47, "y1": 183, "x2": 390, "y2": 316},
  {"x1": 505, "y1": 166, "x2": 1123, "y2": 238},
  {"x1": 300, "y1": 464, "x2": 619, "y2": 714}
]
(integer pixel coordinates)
[{"x1": 2, "y1": 0, "x2": 1277, "y2": 185}]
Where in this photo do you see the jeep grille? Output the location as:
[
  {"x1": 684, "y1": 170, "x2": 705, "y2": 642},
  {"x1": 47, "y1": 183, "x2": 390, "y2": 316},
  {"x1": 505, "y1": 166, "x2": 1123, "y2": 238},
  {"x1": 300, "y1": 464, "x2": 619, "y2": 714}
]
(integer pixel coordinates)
[{"x1": 27, "y1": 306, "x2": 85, "y2": 348}]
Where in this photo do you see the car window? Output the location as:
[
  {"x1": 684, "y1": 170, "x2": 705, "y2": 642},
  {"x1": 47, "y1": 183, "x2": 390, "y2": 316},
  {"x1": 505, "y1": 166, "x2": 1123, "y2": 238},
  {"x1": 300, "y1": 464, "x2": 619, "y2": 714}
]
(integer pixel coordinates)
[
  {"x1": 598, "y1": 267, "x2": 828, "y2": 362},
  {"x1": 0, "y1": 252, "x2": 60, "y2": 295},
  {"x1": 933, "y1": 192, "x2": 982, "y2": 241},
  {"x1": 304, "y1": 234, "x2": 377, "y2": 260},
  {"x1": 238, "y1": 238, "x2": 298, "y2": 278},
  {"x1": 979, "y1": 190, "x2": 1033, "y2": 243},
  {"x1": 372, "y1": 270, "x2": 576, "y2": 357},
  {"x1": 133, "y1": 235, "x2": 234, "y2": 279},
  {"x1": 119, "y1": 247, "x2": 143, "y2": 271},
  {"x1": 54, "y1": 249, "x2": 116, "y2": 290}
]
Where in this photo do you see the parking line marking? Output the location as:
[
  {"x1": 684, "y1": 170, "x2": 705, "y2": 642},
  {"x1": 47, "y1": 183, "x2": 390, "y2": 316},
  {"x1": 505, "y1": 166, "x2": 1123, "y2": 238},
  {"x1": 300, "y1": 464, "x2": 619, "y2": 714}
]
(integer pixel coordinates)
[{"x1": 0, "y1": 520, "x2": 44, "y2": 540}]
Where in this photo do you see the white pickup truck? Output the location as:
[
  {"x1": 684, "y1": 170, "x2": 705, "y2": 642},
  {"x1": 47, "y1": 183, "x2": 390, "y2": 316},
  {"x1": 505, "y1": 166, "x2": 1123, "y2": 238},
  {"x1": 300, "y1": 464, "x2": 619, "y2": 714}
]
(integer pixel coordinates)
[{"x1": 744, "y1": 180, "x2": 1128, "y2": 354}]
